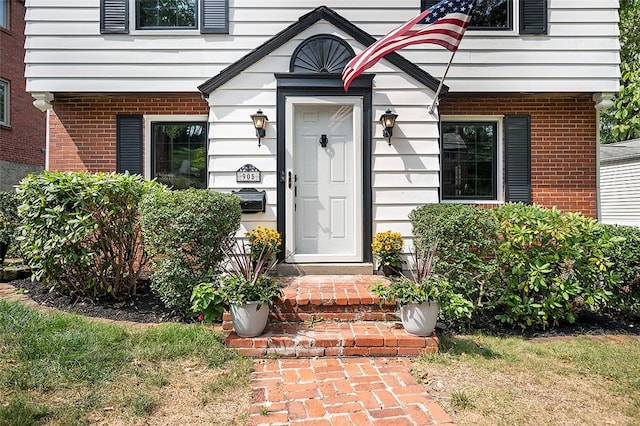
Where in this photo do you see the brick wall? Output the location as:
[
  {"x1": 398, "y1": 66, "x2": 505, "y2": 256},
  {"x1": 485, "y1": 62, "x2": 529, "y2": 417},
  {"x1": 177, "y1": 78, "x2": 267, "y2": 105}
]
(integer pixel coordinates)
[
  {"x1": 0, "y1": 0, "x2": 46, "y2": 167},
  {"x1": 439, "y1": 94, "x2": 597, "y2": 217},
  {"x1": 49, "y1": 92, "x2": 598, "y2": 217},
  {"x1": 48, "y1": 94, "x2": 209, "y2": 172}
]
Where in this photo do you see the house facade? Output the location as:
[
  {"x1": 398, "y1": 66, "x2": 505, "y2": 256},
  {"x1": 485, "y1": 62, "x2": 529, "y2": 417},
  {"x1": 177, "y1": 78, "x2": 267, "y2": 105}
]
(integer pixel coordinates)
[
  {"x1": 600, "y1": 138, "x2": 640, "y2": 227},
  {"x1": 0, "y1": 0, "x2": 45, "y2": 191},
  {"x1": 24, "y1": 0, "x2": 620, "y2": 266}
]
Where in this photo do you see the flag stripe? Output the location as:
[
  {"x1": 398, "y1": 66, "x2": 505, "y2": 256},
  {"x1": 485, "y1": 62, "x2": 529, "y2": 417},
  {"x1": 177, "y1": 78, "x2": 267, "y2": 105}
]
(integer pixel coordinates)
[{"x1": 342, "y1": 0, "x2": 476, "y2": 91}]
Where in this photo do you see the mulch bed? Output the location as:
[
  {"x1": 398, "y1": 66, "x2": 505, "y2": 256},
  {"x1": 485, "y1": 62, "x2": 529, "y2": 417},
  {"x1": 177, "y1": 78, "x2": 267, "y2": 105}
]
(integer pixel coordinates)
[
  {"x1": 9, "y1": 277, "x2": 186, "y2": 324},
  {"x1": 5, "y1": 277, "x2": 640, "y2": 337}
]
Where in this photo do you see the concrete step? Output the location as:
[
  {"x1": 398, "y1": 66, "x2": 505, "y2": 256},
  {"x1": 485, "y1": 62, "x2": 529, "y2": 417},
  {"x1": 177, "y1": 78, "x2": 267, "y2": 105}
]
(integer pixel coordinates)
[
  {"x1": 277, "y1": 263, "x2": 375, "y2": 276},
  {"x1": 225, "y1": 320, "x2": 439, "y2": 358}
]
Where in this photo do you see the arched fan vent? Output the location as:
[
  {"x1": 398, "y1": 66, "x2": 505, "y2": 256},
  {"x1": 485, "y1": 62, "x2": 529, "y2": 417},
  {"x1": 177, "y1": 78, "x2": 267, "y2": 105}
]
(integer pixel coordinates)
[{"x1": 290, "y1": 35, "x2": 355, "y2": 74}]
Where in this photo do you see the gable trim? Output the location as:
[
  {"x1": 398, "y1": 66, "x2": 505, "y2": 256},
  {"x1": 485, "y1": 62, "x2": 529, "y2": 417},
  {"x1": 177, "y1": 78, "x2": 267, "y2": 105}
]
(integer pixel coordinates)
[{"x1": 197, "y1": 6, "x2": 444, "y2": 96}]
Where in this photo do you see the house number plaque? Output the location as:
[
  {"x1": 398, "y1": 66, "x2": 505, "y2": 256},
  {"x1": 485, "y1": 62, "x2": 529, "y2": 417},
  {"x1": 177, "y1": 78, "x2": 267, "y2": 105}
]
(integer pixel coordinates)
[{"x1": 236, "y1": 164, "x2": 261, "y2": 183}]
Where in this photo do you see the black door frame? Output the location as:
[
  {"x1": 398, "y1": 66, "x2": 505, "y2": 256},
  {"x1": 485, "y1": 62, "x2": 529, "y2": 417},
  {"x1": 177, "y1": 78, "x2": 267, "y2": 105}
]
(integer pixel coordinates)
[{"x1": 275, "y1": 73, "x2": 374, "y2": 262}]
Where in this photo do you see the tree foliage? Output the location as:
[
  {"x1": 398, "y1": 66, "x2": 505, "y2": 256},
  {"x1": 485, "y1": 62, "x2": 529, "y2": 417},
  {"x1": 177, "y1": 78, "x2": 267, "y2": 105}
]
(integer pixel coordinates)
[{"x1": 601, "y1": 0, "x2": 640, "y2": 143}]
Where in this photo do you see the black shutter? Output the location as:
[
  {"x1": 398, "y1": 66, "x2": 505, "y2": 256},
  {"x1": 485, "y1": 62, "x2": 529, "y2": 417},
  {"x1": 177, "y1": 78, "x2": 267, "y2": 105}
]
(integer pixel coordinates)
[
  {"x1": 116, "y1": 115, "x2": 143, "y2": 175},
  {"x1": 201, "y1": 0, "x2": 229, "y2": 34},
  {"x1": 100, "y1": 0, "x2": 129, "y2": 34},
  {"x1": 504, "y1": 115, "x2": 531, "y2": 203},
  {"x1": 421, "y1": 0, "x2": 439, "y2": 11},
  {"x1": 520, "y1": 0, "x2": 547, "y2": 35}
]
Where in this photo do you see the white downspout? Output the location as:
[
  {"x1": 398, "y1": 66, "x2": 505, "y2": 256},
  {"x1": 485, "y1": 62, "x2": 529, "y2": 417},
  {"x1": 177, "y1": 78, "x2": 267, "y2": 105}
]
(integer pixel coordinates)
[
  {"x1": 44, "y1": 109, "x2": 50, "y2": 171},
  {"x1": 32, "y1": 92, "x2": 54, "y2": 171},
  {"x1": 593, "y1": 92, "x2": 615, "y2": 222}
]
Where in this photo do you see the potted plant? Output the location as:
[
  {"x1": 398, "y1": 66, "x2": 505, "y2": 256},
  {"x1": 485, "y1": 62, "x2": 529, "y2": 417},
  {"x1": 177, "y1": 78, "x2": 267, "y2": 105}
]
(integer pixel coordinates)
[
  {"x1": 372, "y1": 230, "x2": 404, "y2": 277},
  {"x1": 369, "y1": 239, "x2": 473, "y2": 336},
  {"x1": 218, "y1": 227, "x2": 283, "y2": 337}
]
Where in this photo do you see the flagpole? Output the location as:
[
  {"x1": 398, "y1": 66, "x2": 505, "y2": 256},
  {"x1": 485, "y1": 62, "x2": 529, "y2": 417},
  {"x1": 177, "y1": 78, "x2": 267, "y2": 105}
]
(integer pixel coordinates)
[{"x1": 429, "y1": 49, "x2": 458, "y2": 115}]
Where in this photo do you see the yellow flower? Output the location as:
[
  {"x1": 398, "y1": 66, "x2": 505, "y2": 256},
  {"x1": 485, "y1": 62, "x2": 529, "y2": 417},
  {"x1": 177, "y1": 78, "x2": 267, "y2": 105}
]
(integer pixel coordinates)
[{"x1": 372, "y1": 230, "x2": 404, "y2": 267}]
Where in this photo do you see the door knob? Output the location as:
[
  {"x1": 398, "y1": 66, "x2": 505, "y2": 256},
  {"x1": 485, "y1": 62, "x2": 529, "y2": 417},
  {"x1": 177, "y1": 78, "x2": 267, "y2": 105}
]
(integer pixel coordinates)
[{"x1": 319, "y1": 134, "x2": 328, "y2": 148}]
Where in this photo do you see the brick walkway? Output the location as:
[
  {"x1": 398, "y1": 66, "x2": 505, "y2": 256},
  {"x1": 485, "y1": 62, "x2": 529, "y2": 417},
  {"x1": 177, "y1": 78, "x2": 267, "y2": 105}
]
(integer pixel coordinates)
[
  {"x1": 1, "y1": 280, "x2": 457, "y2": 425},
  {"x1": 250, "y1": 357, "x2": 455, "y2": 426}
]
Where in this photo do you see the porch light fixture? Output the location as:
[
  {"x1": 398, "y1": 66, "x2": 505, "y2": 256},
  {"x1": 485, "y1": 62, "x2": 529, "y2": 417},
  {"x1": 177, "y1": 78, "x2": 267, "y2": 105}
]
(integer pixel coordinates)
[
  {"x1": 380, "y1": 109, "x2": 398, "y2": 146},
  {"x1": 251, "y1": 109, "x2": 268, "y2": 147}
]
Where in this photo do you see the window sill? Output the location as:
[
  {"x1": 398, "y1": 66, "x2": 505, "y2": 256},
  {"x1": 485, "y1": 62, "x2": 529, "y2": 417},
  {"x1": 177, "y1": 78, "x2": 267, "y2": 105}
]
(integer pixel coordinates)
[
  {"x1": 130, "y1": 29, "x2": 201, "y2": 36},
  {"x1": 440, "y1": 199, "x2": 504, "y2": 205}
]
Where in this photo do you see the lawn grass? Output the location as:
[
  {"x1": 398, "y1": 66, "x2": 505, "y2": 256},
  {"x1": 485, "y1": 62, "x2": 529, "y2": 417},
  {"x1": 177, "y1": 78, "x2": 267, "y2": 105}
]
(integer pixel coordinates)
[
  {"x1": 414, "y1": 333, "x2": 640, "y2": 426},
  {"x1": 0, "y1": 300, "x2": 251, "y2": 425}
]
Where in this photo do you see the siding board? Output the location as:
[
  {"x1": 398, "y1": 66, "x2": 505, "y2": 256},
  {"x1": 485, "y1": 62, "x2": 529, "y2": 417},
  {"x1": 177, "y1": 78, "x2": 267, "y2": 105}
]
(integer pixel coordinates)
[
  {"x1": 600, "y1": 161, "x2": 640, "y2": 227},
  {"x1": 24, "y1": 1, "x2": 620, "y2": 94}
]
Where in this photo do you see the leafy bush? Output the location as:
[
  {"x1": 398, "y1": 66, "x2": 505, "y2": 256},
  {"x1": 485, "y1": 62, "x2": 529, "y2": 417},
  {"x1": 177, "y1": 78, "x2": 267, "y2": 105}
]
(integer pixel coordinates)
[
  {"x1": 493, "y1": 203, "x2": 619, "y2": 329},
  {"x1": 409, "y1": 203, "x2": 499, "y2": 314},
  {"x1": 16, "y1": 171, "x2": 158, "y2": 299},
  {"x1": 0, "y1": 191, "x2": 20, "y2": 260},
  {"x1": 140, "y1": 189, "x2": 241, "y2": 315},
  {"x1": 191, "y1": 282, "x2": 226, "y2": 323},
  {"x1": 597, "y1": 224, "x2": 640, "y2": 318}
]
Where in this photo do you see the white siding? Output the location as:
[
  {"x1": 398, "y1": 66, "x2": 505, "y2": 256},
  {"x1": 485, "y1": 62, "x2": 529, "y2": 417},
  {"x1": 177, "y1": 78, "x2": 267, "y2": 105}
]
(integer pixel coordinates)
[
  {"x1": 25, "y1": 0, "x2": 620, "y2": 93},
  {"x1": 600, "y1": 160, "x2": 640, "y2": 227},
  {"x1": 206, "y1": 24, "x2": 439, "y2": 242}
]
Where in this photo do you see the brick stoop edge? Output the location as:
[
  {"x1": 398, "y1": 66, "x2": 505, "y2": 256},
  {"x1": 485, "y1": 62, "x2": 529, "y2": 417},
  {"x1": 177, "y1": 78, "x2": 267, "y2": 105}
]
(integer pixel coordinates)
[{"x1": 223, "y1": 275, "x2": 439, "y2": 358}]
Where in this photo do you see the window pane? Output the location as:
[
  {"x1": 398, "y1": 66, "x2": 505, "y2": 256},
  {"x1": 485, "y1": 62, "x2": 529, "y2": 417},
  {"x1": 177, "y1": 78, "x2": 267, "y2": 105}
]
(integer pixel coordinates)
[
  {"x1": 138, "y1": 0, "x2": 197, "y2": 29},
  {"x1": 0, "y1": 0, "x2": 7, "y2": 29},
  {"x1": 152, "y1": 122, "x2": 207, "y2": 189},
  {"x1": 442, "y1": 122, "x2": 497, "y2": 200},
  {"x1": 0, "y1": 81, "x2": 6, "y2": 125},
  {"x1": 470, "y1": 0, "x2": 511, "y2": 30}
]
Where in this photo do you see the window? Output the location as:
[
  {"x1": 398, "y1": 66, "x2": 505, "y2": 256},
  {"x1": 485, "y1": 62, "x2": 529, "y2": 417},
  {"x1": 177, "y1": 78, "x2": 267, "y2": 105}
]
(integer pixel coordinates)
[
  {"x1": 101, "y1": 0, "x2": 228, "y2": 34},
  {"x1": 469, "y1": 0, "x2": 512, "y2": 30},
  {"x1": 441, "y1": 121, "x2": 498, "y2": 200},
  {"x1": 151, "y1": 122, "x2": 207, "y2": 189},
  {"x1": 0, "y1": 0, "x2": 8, "y2": 29},
  {"x1": 137, "y1": 0, "x2": 197, "y2": 30},
  {"x1": 0, "y1": 79, "x2": 8, "y2": 126},
  {"x1": 421, "y1": 0, "x2": 547, "y2": 35}
]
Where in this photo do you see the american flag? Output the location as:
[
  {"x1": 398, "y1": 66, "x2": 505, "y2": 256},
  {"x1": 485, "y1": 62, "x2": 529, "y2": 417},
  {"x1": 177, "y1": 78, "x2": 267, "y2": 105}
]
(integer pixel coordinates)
[{"x1": 342, "y1": 0, "x2": 476, "y2": 91}]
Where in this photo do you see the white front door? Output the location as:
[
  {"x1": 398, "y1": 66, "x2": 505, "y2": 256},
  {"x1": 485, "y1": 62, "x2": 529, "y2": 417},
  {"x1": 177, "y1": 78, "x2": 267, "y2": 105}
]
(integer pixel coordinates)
[{"x1": 285, "y1": 97, "x2": 363, "y2": 263}]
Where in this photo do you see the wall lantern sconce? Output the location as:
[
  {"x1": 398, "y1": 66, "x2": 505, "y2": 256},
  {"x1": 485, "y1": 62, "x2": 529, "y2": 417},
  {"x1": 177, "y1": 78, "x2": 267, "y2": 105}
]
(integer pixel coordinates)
[
  {"x1": 251, "y1": 109, "x2": 268, "y2": 147},
  {"x1": 380, "y1": 109, "x2": 398, "y2": 146}
]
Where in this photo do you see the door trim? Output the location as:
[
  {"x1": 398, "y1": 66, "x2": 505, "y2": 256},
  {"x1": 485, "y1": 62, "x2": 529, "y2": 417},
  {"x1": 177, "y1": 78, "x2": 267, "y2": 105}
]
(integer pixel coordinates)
[
  {"x1": 275, "y1": 74, "x2": 374, "y2": 263},
  {"x1": 285, "y1": 97, "x2": 363, "y2": 263}
]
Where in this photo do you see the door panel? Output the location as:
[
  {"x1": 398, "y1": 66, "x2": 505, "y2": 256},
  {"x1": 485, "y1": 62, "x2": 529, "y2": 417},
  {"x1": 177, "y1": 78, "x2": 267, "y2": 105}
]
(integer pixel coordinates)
[{"x1": 287, "y1": 100, "x2": 362, "y2": 262}]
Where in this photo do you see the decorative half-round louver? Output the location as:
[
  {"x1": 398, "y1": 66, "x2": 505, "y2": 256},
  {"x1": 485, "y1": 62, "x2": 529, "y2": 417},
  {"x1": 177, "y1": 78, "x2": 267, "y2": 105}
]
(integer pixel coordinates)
[{"x1": 290, "y1": 35, "x2": 355, "y2": 74}]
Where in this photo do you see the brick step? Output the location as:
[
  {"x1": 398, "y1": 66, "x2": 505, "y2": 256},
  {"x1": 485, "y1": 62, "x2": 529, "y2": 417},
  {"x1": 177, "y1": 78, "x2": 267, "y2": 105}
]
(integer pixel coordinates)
[
  {"x1": 221, "y1": 275, "x2": 395, "y2": 330},
  {"x1": 221, "y1": 275, "x2": 440, "y2": 358},
  {"x1": 225, "y1": 320, "x2": 439, "y2": 358},
  {"x1": 274, "y1": 274, "x2": 394, "y2": 321}
]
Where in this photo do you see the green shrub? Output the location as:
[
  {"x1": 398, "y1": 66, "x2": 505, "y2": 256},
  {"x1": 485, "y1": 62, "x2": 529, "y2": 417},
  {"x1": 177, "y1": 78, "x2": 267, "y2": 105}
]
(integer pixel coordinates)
[
  {"x1": 493, "y1": 203, "x2": 619, "y2": 329},
  {"x1": 597, "y1": 224, "x2": 640, "y2": 319},
  {"x1": 140, "y1": 189, "x2": 241, "y2": 315},
  {"x1": 16, "y1": 171, "x2": 159, "y2": 299},
  {"x1": 409, "y1": 204, "x2": 499, "y2": 315},
  {"x1": 191, "y1": 282, "x2": 226, "y2": 323},
  {"x1": 0, "y1": 191, "x2": 20, "y2": 259}
]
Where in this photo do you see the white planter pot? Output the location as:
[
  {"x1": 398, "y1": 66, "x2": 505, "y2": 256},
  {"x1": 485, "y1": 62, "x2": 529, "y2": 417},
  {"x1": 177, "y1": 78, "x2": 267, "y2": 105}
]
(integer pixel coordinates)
[
  {"x1": 399, "y1": 301, "x2": 440, "y2": 336},
  {"x1": 230, "y1": 301, "x2": 270, "y2": 337}
]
